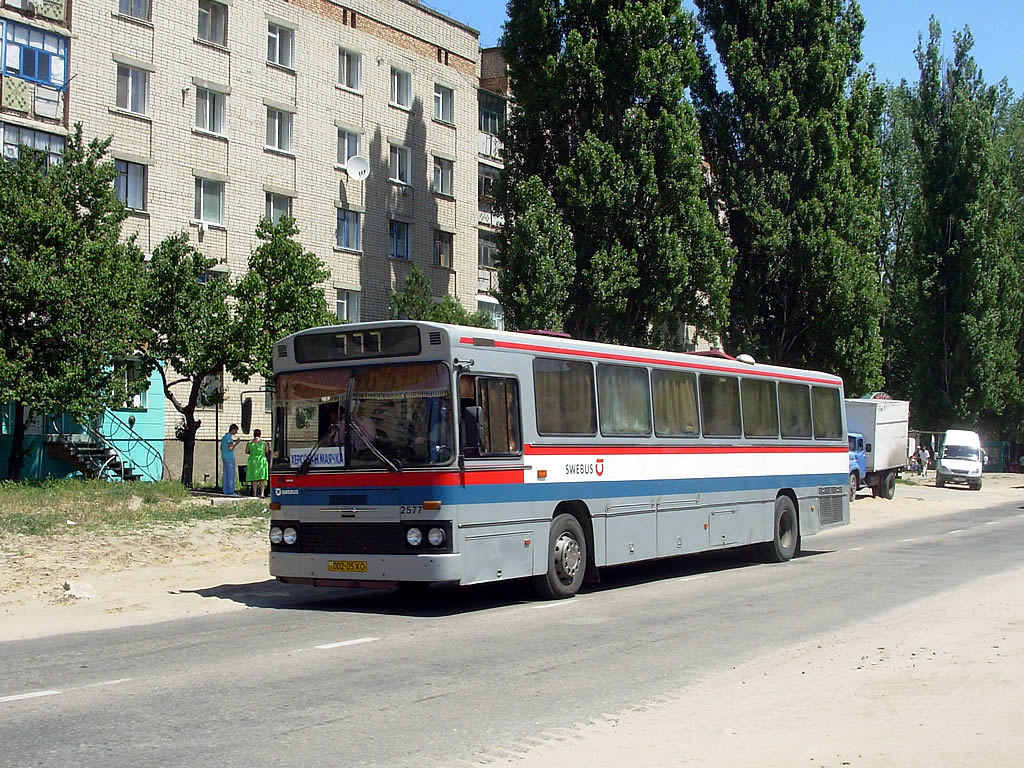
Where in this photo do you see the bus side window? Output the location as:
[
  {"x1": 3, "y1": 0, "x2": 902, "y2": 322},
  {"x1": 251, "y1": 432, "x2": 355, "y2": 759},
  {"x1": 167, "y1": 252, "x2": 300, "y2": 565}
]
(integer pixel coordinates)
[{"x1": 460, "y1": 375, "x2": 522, "y2": 457}]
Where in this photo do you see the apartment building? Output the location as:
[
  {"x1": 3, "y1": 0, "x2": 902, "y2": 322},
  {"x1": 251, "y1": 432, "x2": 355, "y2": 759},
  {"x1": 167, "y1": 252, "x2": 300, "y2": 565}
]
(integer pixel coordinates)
[{"x1": 1, "y1": 0, "x2": 508, "y2": 481}]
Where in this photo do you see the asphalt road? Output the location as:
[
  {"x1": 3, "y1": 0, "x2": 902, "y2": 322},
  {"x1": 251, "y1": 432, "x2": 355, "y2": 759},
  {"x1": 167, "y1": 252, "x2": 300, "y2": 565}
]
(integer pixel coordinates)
[{"x1": 3, "y1": 495, "x2": 1023, "y2": 768}]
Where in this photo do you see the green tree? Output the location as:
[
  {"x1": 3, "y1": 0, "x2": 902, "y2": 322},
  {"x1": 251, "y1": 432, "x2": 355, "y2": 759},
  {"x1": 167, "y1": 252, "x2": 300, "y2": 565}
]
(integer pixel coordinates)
[
  {"x1": 693, "y1": 0, "x2": 884, "y2": 392},
  {"x1": 876, "y1": 83, "x2": 921, "y2": 398},
  {"x1": 906, "y1": 20, "x2": 1022, "y2": 429},
  {"x1": 235, "y1": 216, "x2": 334, "y2": 379},
  {"x1": 0, "y1": 126, "x2": 147, "y2": 480},
  {"x1": 498, "y1": 0, "x2": 733, "y2": 348},
  {"x1": 390, "y1": 266, "x2": 494, "y2": 327},
  {"x1": 141, "y1": 218, "x2": 333, "y2": 486}
]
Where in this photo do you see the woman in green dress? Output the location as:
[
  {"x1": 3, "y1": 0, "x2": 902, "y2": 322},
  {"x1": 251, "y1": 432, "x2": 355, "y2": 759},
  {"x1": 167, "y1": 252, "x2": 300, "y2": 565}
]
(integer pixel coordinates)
[{"x1": 245, "y1": 429, "x2": 270, "y2": 498}]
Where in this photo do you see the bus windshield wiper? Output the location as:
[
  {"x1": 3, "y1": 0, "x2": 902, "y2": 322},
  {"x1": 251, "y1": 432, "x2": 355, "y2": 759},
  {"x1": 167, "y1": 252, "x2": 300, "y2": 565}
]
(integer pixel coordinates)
[
  {"x1": 350, "y1": 419, "x2": 402, "y2": 473},
  {"x1": 296, "y1": 427, "x2": 337, "y2": 475}
]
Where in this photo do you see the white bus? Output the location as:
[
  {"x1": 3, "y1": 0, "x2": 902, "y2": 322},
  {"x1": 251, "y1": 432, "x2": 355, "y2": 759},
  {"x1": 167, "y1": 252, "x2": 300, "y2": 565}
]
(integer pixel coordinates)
[{"x1": 266, "y1": 321, "x2": 849, "y2": 598}]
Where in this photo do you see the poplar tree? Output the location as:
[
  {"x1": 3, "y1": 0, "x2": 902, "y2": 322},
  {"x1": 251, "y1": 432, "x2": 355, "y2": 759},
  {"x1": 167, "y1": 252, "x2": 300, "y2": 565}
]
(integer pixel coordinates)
[
  {"x1": 498, "y1": 0, "x2": 733, "y2": 348},
  {"x1": 906, "y1": 20, "x2": 1022, "y2": 429},
  {"x1": 693, "y1": 0, "x2": 884, "y2": 392}
]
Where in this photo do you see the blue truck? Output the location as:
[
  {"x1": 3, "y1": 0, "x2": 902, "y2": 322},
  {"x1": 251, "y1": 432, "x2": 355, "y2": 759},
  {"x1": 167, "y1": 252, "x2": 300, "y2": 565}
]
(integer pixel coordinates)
[{"x1": 846, "y1": 398, "x2": 910, "y2": 502}]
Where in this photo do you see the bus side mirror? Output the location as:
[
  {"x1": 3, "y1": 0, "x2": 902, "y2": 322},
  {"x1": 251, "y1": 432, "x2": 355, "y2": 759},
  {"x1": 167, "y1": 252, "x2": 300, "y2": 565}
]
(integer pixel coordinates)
[
  {"x1": 241, "y1": 397, "x2": 253, "y2": 434},
  {"x1": 461, "y1": 406, "x2": 484, "y2": 455}
]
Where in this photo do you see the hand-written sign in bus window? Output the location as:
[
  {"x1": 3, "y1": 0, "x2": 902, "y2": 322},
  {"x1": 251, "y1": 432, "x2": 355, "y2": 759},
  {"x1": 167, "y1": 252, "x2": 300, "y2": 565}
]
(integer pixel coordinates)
[
  {"x1": 294, "y1": 325, "x2": 421, "y2": 363},
  {"x1": 533, "y1": 358, "x2": 596, "y2": 436}
]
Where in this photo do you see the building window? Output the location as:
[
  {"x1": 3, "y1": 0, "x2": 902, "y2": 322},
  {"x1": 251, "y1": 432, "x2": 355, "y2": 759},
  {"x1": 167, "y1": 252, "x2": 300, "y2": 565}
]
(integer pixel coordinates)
[
  {"x1": 195, "y1": 88, "x2": 226, "y2": 134},
  {"x1": 266, "y1": 107, "x2": 293, "y2": 152},
  {"x1": 478, "y1": 230, "x2": 498, "y2": 268},
  {"x1": 477, "y1": 300, "x2": 504, "y2": 331},
  {"x1": 2, "y1": 123, "x2": 64, "y2": 167},
  {"x1": 338, "y1": 48, "x2": 361, "y2": 91},
  {"x1": 389, "y1": 220, "x2": 410, "y2": 260},
  {"x1": 197, "y1": 1, "x2": 228, "y2": 47},
  {"x1": 434, "y1": 83, "x2": 453, "y2": 123},
  {"x1": 265, "y1": 192, "x2": 291, "y2": 223},
  {"x1": 390, "y1": 67, "x2": 411, "y2": 108},
  {"x1": 389, "y1": 144, "x2": 411, "y2": 185},
  {"x1": 433, "y1": 157, "x2": 453, "y2": 196},
  {"x1": 478, "y1": 164, "x2": 500, "y2": 203},
  {"x1": 3, "y1": 24, "x2": 69, "y2": 89},
  {"x1": 336, "y1": 289, "x2": 361, "y2": 322},
  {"x1": 479, "y1": 91, "x2": 506, "y2": 135},
  {"x1": 117, "y1": 360, "x2": 148, "y2": 410},
  {"x1": 434, "y1": 230, "x2": 453, "y2": 268},
  {"x1": 267, "y1": 24, "x2": 294, "y2": 68},
  {"x1": 115, "y1": 160, "x2": 147, "y2": 211},
  {"x1": 194, "y1": 178, "x2": 224, "y2": 224},
  {"x1": 336, "y1": 208, "x2": 361, "y2": 251},
  {"x1": 116, "y1": 64, "x2": 149, "y2": 115},
  {"x1": 337, "y1": 128, "x2": 360, "y2": 166},
  {"x1": 118, "y1": 0, "x2": 150, "y2": 21}
]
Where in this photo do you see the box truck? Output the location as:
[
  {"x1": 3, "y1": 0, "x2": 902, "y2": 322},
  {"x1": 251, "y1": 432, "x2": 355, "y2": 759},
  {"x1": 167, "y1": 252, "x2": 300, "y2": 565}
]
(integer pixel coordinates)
[{"x1": 845, "y1": 398, "x2": 910, "y2": 500}]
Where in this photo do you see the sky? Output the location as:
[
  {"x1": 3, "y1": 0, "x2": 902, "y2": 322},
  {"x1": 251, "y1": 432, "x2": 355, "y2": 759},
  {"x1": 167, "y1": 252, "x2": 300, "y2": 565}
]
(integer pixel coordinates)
[{"x1": 425, "y1": 0, "x2": 1022, "y2": 94}]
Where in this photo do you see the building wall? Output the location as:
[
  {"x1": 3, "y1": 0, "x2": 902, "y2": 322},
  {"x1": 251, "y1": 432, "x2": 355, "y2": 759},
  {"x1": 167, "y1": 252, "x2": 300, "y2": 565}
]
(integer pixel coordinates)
[{"x1": 59, "y1": 0, "x2": 484, "y2": 481}]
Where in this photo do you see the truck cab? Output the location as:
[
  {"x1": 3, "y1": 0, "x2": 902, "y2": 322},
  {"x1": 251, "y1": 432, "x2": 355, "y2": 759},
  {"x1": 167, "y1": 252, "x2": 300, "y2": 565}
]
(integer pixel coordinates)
[{"x1": 848, "y1": 432, "x2": 866, "y2": 501}]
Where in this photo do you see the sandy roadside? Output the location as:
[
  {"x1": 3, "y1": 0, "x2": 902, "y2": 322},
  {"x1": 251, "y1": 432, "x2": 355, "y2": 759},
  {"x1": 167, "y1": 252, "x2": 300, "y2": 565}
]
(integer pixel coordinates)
[{"x1": 1, "y1": 474, "x2": 1022, "y2": 644}]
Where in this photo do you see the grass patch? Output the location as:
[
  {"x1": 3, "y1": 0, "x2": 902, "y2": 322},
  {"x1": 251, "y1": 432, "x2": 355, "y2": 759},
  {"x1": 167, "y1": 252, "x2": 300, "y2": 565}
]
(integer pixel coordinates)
[{"x1": 0, "y1": 478, "x2": 267, "y2": 536}]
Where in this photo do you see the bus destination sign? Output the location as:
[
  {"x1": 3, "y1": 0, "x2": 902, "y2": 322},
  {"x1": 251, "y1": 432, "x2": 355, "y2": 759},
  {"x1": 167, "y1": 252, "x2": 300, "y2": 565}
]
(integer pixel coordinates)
[{"x1": 294, "y1": 325, "x2": 422, "y2": 363}]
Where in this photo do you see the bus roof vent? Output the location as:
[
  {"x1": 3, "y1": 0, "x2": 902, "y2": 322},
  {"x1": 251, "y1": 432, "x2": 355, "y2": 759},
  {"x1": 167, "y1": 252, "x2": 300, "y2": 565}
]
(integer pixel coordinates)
[
  {"x1": 277, "y1": 343, "x2": 288, "y2": 358},
  {"x1": 429, "y1": 331, "x2": 442, "y2": 345}
]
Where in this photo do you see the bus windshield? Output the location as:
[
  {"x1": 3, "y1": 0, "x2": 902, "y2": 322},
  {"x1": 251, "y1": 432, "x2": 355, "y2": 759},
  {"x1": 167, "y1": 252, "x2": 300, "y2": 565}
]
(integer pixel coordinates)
[{"x1": 273, "y1": 361, "x2": 454, "y2": 470}]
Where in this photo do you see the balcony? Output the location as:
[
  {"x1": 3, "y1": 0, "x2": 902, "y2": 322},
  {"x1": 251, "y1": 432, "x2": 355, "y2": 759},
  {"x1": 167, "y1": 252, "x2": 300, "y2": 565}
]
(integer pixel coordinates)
[
  {"x1": 478, "y1": 131, "x2": 503, "y2": 162},
  {"x1": 478, "y1": 201, "x2": 504, "y2": 228}
]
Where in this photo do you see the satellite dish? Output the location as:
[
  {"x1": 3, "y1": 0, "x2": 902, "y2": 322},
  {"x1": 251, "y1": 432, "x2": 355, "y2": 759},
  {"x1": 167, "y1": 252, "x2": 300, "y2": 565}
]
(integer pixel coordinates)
[{"x1": 347, "y1": 155, "x2": 370, "y2": 181}]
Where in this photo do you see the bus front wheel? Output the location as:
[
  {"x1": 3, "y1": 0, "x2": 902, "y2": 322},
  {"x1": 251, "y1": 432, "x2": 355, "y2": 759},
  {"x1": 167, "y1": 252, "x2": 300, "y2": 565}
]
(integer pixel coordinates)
[
  {"x1": 535, "y1": 513, "x2": 587, "y2": 599},
  {"x1": 760, "y1": 495, "x2": 799, "y2": 563}
]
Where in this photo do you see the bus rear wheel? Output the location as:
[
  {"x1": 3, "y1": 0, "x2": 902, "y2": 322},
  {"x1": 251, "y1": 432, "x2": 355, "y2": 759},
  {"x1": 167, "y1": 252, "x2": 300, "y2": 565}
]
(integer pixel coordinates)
[
  {"x1": 760, "y1": 495, "x2": 799, "y2": 563},
  {"x1": 535, "y1": 513, "x2": 587, "y2": 599}
]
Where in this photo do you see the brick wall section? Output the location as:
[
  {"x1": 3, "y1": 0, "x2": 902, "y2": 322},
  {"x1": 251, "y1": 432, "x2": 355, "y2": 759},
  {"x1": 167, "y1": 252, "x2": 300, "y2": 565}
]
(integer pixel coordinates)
[{"x1": 288, "y1": 0, "x2": 476, "y2": 77}]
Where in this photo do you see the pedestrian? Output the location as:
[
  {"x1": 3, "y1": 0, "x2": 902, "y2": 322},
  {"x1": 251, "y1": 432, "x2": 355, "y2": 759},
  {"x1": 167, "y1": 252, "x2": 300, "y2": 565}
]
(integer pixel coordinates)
[
  {"x1": 920, "y1": 446, "x2": 931, "y2": 476},
  {"x1": 221, "y1": 423, "x2": 240, "y2": 495},
  {"x1": 245, "y1": 428, "x2": 270, "y2": 498}
]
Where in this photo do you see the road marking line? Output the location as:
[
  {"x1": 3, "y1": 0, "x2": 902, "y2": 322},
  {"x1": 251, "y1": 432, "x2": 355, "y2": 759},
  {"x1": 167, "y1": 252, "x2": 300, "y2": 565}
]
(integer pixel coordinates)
[
  {"x1": 315, "y1": 637, "x2": 378, "y2": 650},
  {"x1": 849, "y1": 547, "x2": 864, "y2": 551},
  {"x1": 1, "y1": 690, "x2": 61, "y2": 704},
  {"x1": 531, "y1": 600, "x2": 575, "y2": 610},
  {"x1": 947, "y1": 529, "x2": 966, "y2": 534},
  {"x1": 75, "y1": 678, "x2": 132, "y2": 691},
  {"x1": 986, "y1": 521, "x2": 998, "y2": 525},
  {"x1": 901, "y1": 538, "x2": 917, "y2": 543},
  {"x1": 680, "y1": 574, "x2": 711, "y2": 582}
]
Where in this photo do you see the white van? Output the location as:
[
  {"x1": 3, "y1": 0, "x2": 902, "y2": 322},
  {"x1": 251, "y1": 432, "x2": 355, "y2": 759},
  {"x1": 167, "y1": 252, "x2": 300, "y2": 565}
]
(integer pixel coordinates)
[{"x1": 935, "y1": 429, "x2": 984, "y2": 490}]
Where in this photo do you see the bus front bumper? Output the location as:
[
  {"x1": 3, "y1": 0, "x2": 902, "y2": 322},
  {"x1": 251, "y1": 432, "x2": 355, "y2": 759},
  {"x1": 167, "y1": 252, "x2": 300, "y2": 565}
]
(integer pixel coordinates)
[{"x1": 270, "y1": 551, "x2": 462, "y2": 586}]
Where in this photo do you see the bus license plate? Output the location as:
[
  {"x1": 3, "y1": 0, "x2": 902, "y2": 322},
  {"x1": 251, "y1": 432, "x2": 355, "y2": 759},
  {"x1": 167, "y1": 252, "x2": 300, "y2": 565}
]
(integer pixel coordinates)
[{"x1": 328, "y1": 560, "x2": 367, "y2": 573}]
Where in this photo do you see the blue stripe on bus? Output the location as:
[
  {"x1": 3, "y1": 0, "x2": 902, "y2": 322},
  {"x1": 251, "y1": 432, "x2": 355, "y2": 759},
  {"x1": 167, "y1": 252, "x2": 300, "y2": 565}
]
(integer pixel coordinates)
[{"x1": 274, "y1": 472, "x2": 849, "y2": 508}]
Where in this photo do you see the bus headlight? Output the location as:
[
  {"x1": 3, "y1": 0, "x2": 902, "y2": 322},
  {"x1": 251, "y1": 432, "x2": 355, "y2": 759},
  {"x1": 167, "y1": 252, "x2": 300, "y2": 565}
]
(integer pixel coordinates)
[
  {"x1": 283, "y1": 527, "x2": 298, "y2": 545},
  {"x1": 427, "y1": 527, "x2": 446, "y2": 547},
  {"x1": 406, "y1": 527, "x2": 423, "y2": 547},
  {"x1": 269, "y1": 526, "x2": 283, "y2": 544}
]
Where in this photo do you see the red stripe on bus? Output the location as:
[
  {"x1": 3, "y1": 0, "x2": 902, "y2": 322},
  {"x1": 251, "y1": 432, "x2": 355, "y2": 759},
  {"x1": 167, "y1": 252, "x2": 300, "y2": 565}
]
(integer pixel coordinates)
[
  {"x1": 277, "y1": 469, "x2": 526, "y2": 488},
  {"x1": 523, "y1": 444, "x2": 848, "y2": 456},
  {"x1": 457, "y1": 336, "x2": 842, "y2": 385}
]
